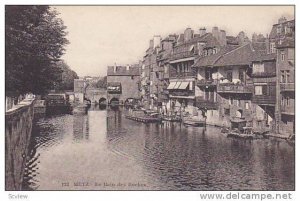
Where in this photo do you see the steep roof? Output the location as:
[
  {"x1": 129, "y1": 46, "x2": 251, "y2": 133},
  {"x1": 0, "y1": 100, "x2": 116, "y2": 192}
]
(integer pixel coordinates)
[
  {"x1": 213, "y1": 43, "x2": 255, "y2": 67},
  {"x1": 192, "y1": 45, "x2": 237, "y2": 67},
  {"x1": 251, "y1": 53, "x2": 276, "y2": 62},
  {"x1": 269, "y1": 19, "x2": 295, "y2": 39}
]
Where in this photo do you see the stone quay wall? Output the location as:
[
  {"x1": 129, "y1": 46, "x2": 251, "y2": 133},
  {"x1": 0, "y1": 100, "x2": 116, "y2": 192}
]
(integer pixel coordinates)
[{"x1": 5, "y1": 99, "x2": 35, "y2": 190}]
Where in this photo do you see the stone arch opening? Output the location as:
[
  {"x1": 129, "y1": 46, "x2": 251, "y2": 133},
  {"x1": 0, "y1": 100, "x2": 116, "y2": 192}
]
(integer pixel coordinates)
[
  {"x1": 110, "y1": 97, "x2": 119, "y2": 105},
  {"x1": 236, "y1": 109, "x2": 243, "y2": 118},
  {"x1": 99, "y1": 97, "x2": 107, "y2": 105}
]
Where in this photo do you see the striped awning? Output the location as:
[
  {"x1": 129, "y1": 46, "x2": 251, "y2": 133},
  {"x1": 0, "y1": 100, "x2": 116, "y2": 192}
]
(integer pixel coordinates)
[
  {"x1": 178, "y1": 82, "x2": 189, "y2": 89},
  {"x1": 167, "y1": 82, "x2": 177, "y2": 89}
]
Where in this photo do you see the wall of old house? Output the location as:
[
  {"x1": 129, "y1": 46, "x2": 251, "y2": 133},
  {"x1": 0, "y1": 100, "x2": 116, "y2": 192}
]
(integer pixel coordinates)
[{"x1": 107, "y1": 75, "x2": 140, "y2": 104}]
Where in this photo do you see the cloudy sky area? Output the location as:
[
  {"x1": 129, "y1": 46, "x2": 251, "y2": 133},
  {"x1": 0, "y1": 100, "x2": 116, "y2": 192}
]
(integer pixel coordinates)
[{"x1": 54, "y1": 6, "x2": 294, "y2": 77}]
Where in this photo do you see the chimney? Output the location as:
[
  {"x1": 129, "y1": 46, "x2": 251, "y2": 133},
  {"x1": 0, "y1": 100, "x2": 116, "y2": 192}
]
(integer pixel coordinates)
[
  {"x1": 114, "y1": 62, "x2": 117, "y2": 73},
  {"x1": 149, "y1": 39, "x2": 154, "y2": 49},
  {"x1": 219, "y1": 30, "x2": 227, "y2": 46},
  {"x1": 153, "y1": 35, "x2": 161, "y2": 48},
  {"x1": 212, "y1": 26, "x2": 219, "y2": 41},
  {"x1": 184, "y1": 28, "x2": 193, "y2": 42},
  {"x1": 199, "y1": 27, "x2": 206, "y2": 37},
  {"x1": 278, "y1": 16, "x2": 287, "y2": 24},
  {"x1": 265, "y1": 34, "x2": 270, "y2": 54},
  {"x1": 238, "y1": 31, "x2": 246, "y2": 45}
]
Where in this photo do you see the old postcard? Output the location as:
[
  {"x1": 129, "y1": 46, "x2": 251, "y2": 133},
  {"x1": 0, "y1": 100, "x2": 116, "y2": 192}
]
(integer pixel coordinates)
[{"x1": 5, "y1": 5, "x2": 295, "y2": 193}]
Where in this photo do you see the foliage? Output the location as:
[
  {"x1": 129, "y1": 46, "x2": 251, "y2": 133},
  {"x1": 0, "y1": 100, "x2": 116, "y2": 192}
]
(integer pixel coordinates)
[
  {"x1": 5, "y1": 6, "x2": 69, "y2": 97},
  {"x1": 53, "y1": 61, "x2": 79, "y2": 91}
]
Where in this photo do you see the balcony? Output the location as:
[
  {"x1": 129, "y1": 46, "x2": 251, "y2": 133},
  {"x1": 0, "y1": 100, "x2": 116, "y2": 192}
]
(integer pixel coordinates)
[
  {"x1": 169, "y1": 90, "x2": 195, "y2": 97},
  {"x1": 195, "y1": 96, "x2": 218, "y2": 110},
  {"x1": 170, "y1": 51, "x2": 196, "y2": 61},
  {"x1": 169, "y1": 71, "x2": 196, "y2": 79},
  {"x1": 280, "y1": 83, "x2": 295, "y2": 92},
  {"x1": 217, "y1": 83, "x2": 253, "y2": 94},
  {"x1": 197, "y1": 79, "x2": 218, "y2": 87},
  {"x1": 252, "y1": 95, "x2": 276, "y2": 105},
  {"x1": 281, "y1": 105, "x2": 295, "y2": 115}
]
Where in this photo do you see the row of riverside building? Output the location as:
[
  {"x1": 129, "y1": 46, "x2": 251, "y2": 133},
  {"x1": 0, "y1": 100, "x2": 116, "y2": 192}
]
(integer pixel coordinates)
[{"x1": 106, "y1": 16, "x2": 295, "y2": 136}]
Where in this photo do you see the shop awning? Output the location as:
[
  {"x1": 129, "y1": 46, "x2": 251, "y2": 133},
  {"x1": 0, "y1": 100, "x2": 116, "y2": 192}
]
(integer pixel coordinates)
[
  {"x1": 178, "y1": 82, "x2": 189, "y2": 89},
  {"x1": 174, "y1": 82, "x2": 182, "y2": 89},
  {"x1": 167, "y1": 82, "x2": 177, "y2": 89}
]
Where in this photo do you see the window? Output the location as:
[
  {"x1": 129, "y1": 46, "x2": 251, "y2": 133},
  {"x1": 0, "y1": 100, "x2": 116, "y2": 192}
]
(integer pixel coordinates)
[
  {"x1": 281, "y1": 96, "x2": 284, "y2": 106},
  {"x1": 288, "y1": 48, "x2": 295, "y2": 60},
  {"x1": 286, "y1": 97, "x2": 290, "y2": 106},
  {"x1": 224, "y1": 108, "x2": 230, "y2": 116},
  {"x1": 281, "y1": 52, "x2": 285, "y2": 61},
  {"x1": 212, "y1": 48, "x2": 217, "y2": 54},
  {"x1": 253, "y1": 63, "x2": 264, "y2": 73},
  {"x1": 237, "y1": 99, "x2": 241, "y2": 107},
  {"x1": 277, "y1": 26, "x2": 281, "y2": 34},
  {"x1": 245, "y1": 102, "x2": 249, "y2": 110},
  {"x1": 255, "y1": 86, "x2": 263, "y2": 95},
  {"x1": 286, "y1": 70, "x2": 290, "y2": 83},
  {"x1": 262, "y1": 85, "x2": 268, "y2": 95},
  {"x1": 280, "y1": 71, "x2": 285, "y2": 83},
  {"x1": 239, "y1": 69, "x2": 244, "y2": 83},
  {"x1": 227, "y1": 71, "x2": 233, "y2": 82},
  {"x1": 229, "y1": 97, "x2": 233, "y2": 105},
  {"x1": 270, "y1": 42, "x2": 276, "y2": 53}
]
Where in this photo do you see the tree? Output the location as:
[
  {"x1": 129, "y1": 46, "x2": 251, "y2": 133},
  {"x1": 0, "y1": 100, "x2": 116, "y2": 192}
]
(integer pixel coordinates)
[
  {"x1": 54, "y1": 61, "x2": 79, "y2": 91},
  {"x1": 5, "y1": 6, "x2": 69, "y2": 97}
]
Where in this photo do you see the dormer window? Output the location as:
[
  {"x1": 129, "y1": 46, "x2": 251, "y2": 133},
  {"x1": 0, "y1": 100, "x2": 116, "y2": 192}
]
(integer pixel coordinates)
[
  {"x1": 277, "y1": 26, "x2": 281, "y2": 34},
  {"x1": 212, "y1": 48, "x2": 217, "y2": 54}
]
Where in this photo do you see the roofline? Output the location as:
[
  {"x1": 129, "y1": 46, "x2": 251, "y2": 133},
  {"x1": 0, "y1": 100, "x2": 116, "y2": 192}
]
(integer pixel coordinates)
[{"x1": 272, "y1": 19, "x2": 295, "y2": 26}]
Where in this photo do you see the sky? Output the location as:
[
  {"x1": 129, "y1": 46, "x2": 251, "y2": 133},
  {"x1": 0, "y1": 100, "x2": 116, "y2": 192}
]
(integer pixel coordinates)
[{"x1": 53, "y1": 6, "x2": 294, "y2": 77}]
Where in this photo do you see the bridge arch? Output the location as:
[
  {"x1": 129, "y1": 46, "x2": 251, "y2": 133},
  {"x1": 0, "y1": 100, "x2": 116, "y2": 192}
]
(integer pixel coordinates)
[
  {"x1": 99, "y1": 97, "x2": 107, "y2": 104},
  {"x1": 110, "y1": 97, "x2": 119, "y2": 105}
]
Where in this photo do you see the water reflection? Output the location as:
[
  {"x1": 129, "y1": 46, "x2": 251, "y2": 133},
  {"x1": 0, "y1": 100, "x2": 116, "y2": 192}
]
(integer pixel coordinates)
[{"x1": 23, "y1": 108, "x2": 295, "y2": 190}]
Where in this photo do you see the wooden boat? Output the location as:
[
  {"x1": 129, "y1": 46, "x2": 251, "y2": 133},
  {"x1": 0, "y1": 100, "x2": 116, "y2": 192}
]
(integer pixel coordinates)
[
  {"x1": 162, "y1": 115, "x2": 181, "y2": 122},
  {"x1": 227, "y1": 119, "x2": 255, "y2": 139},
  {"x1": 125, "y1": 110, "x2": 162, "y2": 123},
  {"x1": 182, "y1": 117, "x2": 205, "y2": 127},
  {"x1": 227, "y1": 129, "x2": 254, "y2": 139}
]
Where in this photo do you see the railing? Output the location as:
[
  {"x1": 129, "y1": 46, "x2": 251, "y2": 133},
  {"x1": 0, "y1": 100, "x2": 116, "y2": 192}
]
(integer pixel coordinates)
[
  {"x1": 252, "y1": 95, "x2": 276, "y2": 105},
  {"x1": 197, "y1": 79, "x2": 218, "y2": 87},
  {"x1": 281, "y1": 105, "x2": 295, "y2": 115},
  {"x1": 170, "y1": 51, "x2": 196, "y2": 61},
  {"x1": 169, "y1": 90, "x2": 193, "y2": 97},
  {"x1": 217, "y1": 83, "x2": 253, "y2": 93},
  {"x1": 280, "y1": 83, "x2": 295, "y2": 91},
  {"x1": 195, "y1": 96, "x2": 218, "y2": 109}
]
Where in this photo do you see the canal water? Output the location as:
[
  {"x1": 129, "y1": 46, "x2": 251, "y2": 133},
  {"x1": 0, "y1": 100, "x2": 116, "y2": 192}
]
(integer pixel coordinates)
[{"x1": 23, "y1": 106, "x2": 295, "y2": 190}]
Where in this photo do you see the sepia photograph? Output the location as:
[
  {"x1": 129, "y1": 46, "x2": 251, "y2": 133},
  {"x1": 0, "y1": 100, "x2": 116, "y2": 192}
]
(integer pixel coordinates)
[{"x1": 4, "y1": 4, "x2": 295, "y2": 193}]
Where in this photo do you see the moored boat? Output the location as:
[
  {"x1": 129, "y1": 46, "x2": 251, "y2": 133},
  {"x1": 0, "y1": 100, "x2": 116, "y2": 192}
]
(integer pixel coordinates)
[
  {"x1": 125, "y1": 109, "x2": 162, "y2": 123},
  {"x1": 162, "y1": 114, "x2": 181, "y2": 122},
  {"x1": 227, "y1": 118, "x2": 255, "y2": 139},
  {"x1": 182, "y1": 116, "x2": 206, "y2": 127}
]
